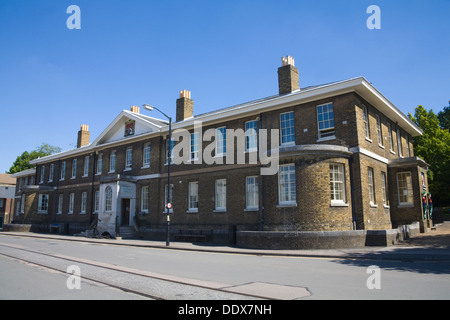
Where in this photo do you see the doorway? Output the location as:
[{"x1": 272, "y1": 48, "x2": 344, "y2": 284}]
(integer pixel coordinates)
[{"x1": 121, "y1": 198, "x2": 130, "y2": 226}]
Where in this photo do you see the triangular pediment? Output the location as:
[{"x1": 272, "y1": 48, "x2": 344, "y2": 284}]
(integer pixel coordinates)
[{"x1": 92, "y1": 110, "x2": 167, "y2": 146}]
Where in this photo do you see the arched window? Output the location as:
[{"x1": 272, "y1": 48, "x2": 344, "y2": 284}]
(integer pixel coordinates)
[{"x1": 105, "y1": 187, "x2": 112, "y2": 212}]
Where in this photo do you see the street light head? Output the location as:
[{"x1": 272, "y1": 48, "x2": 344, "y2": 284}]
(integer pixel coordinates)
[{"x1": 142, "y1": 104, "x2": 154, "y2": 111}]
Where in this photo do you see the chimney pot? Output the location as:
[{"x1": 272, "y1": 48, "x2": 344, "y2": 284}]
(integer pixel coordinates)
[
  {"x1": 77, "y1": 124, "x2": 90, "y2": 148},
  {"x1": 176, "y1": 90, "x2": 194, "y2": 122},
  {"x1": 130, "y1": 105, "x2": 140, "y2": 113},
  {"x1": 278, "y1": 55, "x2": 299, "y2": 95}
]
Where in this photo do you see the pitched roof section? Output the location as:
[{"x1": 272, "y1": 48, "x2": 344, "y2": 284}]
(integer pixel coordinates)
[
  {"x1": 91, "y1": 110, "x2": 167, "y2": 147},
  {"x1": 30, "y1": 110, "x2": 167, "y2": 165},
  {"x1": 30, "y1": 76, "x2": 422, "y2": 165},
  {"x1": 170, "y1": 77, "x2": 422, "y2": 137}
]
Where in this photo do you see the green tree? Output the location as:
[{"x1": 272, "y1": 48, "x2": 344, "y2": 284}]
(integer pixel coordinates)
[
  {"x1": 437, "y1": 101, "x2": 450, "y2": 130},
  {"x1": 409, "y1": 105, "x2": 450, "y2": 205},
  {"x1": 7, "y1": 143, "x2": 62, "y2": 174}
]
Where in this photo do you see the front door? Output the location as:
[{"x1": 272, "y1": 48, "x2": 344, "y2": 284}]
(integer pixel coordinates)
[{"x1": 121, "y1": 199, "x2": 130, "y2": 226}]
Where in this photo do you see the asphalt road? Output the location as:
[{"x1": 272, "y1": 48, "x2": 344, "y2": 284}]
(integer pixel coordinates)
[{"x1": 0, "y1": 233, "x2": 449, "y2": 301}]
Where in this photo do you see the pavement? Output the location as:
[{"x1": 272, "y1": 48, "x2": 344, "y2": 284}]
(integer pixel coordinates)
[{"x1": 1, "y1": 222, "x2": 450, "y2": 262}]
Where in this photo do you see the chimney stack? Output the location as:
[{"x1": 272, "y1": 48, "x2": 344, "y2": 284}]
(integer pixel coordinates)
[
  {"x1": 278, "y1": 55, "x2": 299, "y2": 95},
  {"x1": 130, "y1": 105, "x2": 140, "y2": 114},
  {"x1": 77, "y1": 124, "x2": 90, "y2": 148},
  {"x1": 176, "y1": 90, "x2": 193, "y2": 122}
]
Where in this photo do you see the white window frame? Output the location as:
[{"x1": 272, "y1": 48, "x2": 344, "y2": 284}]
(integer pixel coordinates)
[
  {"x1": 141, "y1": 186, "x2": 149, "y2": 213},
  {"x1": 190, "y1": 133, "x2": 199, "y2": 161},
  {"x1": 278, "y1": 164, "x2": 296, "y2": 205},
  {"x1": 188, "y1": 181, "x2": 199, "y2": 212},
  {"x1": 245, "y1": 120, "x2": 258, "y2": 152},
  {"x1": 105, "y1": 187, "x2": 112, "y2": 212},
  {"x1": 38, "y1": 194, "x2": 49, "y2": 214},
  {"x1": 280, "y1": 111, "x2": 295, "y2": 145},
  {"x1": 381, "y1": 172, "x2": 388, "y2": 206},
  {"x1": 387, "y1": 123, "x2": 394, "y2": 152},
  {"x1": 368, "y1": 167, "x2": 376, "y2": 205},
  {"x1": 245, "y1": 176, "x2": 259, "y2": 210},
  {"x1": 80, "y1": 192, "x2": 87, "y2": 214},
  {"x1": 216, "y1": 127, "x2": 227, "y2": 156},
  {"x1": 60, "y1": 161, "x2": 66, "y2": 180},
  {"x1": 330, "y1": 164, "x2": 346, "y2": 203},
  {"x1": 317, "y1": 103, "x2": 335, "y2": 140},
  {"x1": 363, "y1": 105, "x2": 371, "y2": 140},
  {"x1": 397, "y1": 172, "x2": 413, "y2": 205},
  {"x1": 49, "y1": 164, "x2": 54, "y2": 182},
  {"x1": 97, "y1": 154, "x2": 103, "y2": 175},
  {"x1": 109, "y1": 150, "x2": 116, "y2": 173},
  {"x1": 40, "y1": 166, "x2": 45, "y2": 184},
  {"x1": 57, "y1": 194, "x2": 63, "y2": 214},
  {"x1": 83, "y1": 156, "x2": 90, "y2": 177},
  {"x1": 376, "y1": 115, "x2": 383, "y2": 147},
  {"x1": 71, "y1": 159, "x2": 77, "y2": 179},
  {"x1": 397, "y1": 128, "x2": 403, "y2": 157},
  {"x1": 125, "y1": 147, "x2": 133, "y2": 170},
  {"x1": 215, "y1": 179, "x2": 226, "y2": 211},
  {"x1": 69, "y1": 193, "x2": 75, "y2": 214},
  {"x1": 143, "y1": 143, "x2": 151, "y2": 168}
]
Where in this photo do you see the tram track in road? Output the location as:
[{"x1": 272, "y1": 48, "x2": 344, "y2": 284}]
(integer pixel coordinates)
[{"x1": 0, "y1": 241, "x2": 289, "y2": 300}]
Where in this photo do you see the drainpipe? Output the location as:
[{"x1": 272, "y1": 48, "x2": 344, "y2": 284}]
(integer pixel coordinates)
[
  {"x1": 90, "y1": 152, "x2": 97, "y2": 226},
  {"x1": 259, "y1": 113, "x2": 265, "y2": 231},
  {"x1": 348, "y1": 155, "x2": 357, "y2": 230}
]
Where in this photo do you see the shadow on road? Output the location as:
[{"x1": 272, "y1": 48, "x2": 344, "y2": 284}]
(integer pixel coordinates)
[{"x1": 334, "y1": 230, "x2": 450, "y2": 275}]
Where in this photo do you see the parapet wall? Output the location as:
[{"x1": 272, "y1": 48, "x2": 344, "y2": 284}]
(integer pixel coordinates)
[{"x1": 236, "y1": 222, "x2": 420, "y2": 250}]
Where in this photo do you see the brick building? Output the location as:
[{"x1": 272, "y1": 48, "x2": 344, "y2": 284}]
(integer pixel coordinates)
[
  {"x1": 0, "y1": 174, "x2": 16, "y2": 227},
  {"x1": 12, "y1": 56, "x2": 430, "y2": 245}
]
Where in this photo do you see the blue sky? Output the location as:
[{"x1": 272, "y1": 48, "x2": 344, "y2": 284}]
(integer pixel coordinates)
[{"x1": 0, "y1": 0, "x2": 449, "y2": 173}]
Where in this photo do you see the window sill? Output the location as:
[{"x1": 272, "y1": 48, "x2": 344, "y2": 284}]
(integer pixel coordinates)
[
  {"x1": 398, "y1": 203, "x2": 414, "y2": 208},
  {"x1": 280, "y1": 141, "x2": 295, "y2": 147},
  {"x1": 186, "y1": 209, "x2": 198, "y2": 214},
  {"x1": 330, "y1": 202, "x2": 349, "y2": 207},
  {"x1": 365, "y1": 137, "x2": 373, "y2": 143},
  {"x1": 383, "y1": 205, "x2": 390, "y2": 209},
  {"x1": 276, "y1": 202, "x2": 297, "y2": 208},
  {"x1": 213, "y1": 209, "x2": 226, "y2": 213},
  {"x1": 317, "y1": 135, "x2": 336, "y2": 143},
  {"x1": 244, "y1": 207, "x2": 259, "y2": 212},
  {"x1": 370, "y1": 204, "x2": 378, "y2": 208}
]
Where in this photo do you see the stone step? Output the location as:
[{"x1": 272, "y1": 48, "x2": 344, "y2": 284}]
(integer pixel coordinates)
[{"x1": 118, "y1": 226, "x2": 135, "y2": 239}]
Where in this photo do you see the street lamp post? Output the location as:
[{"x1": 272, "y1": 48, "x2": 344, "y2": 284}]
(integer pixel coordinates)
[{"x1": 143, "y1": 104, "x2": 172, "y2": 246}]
